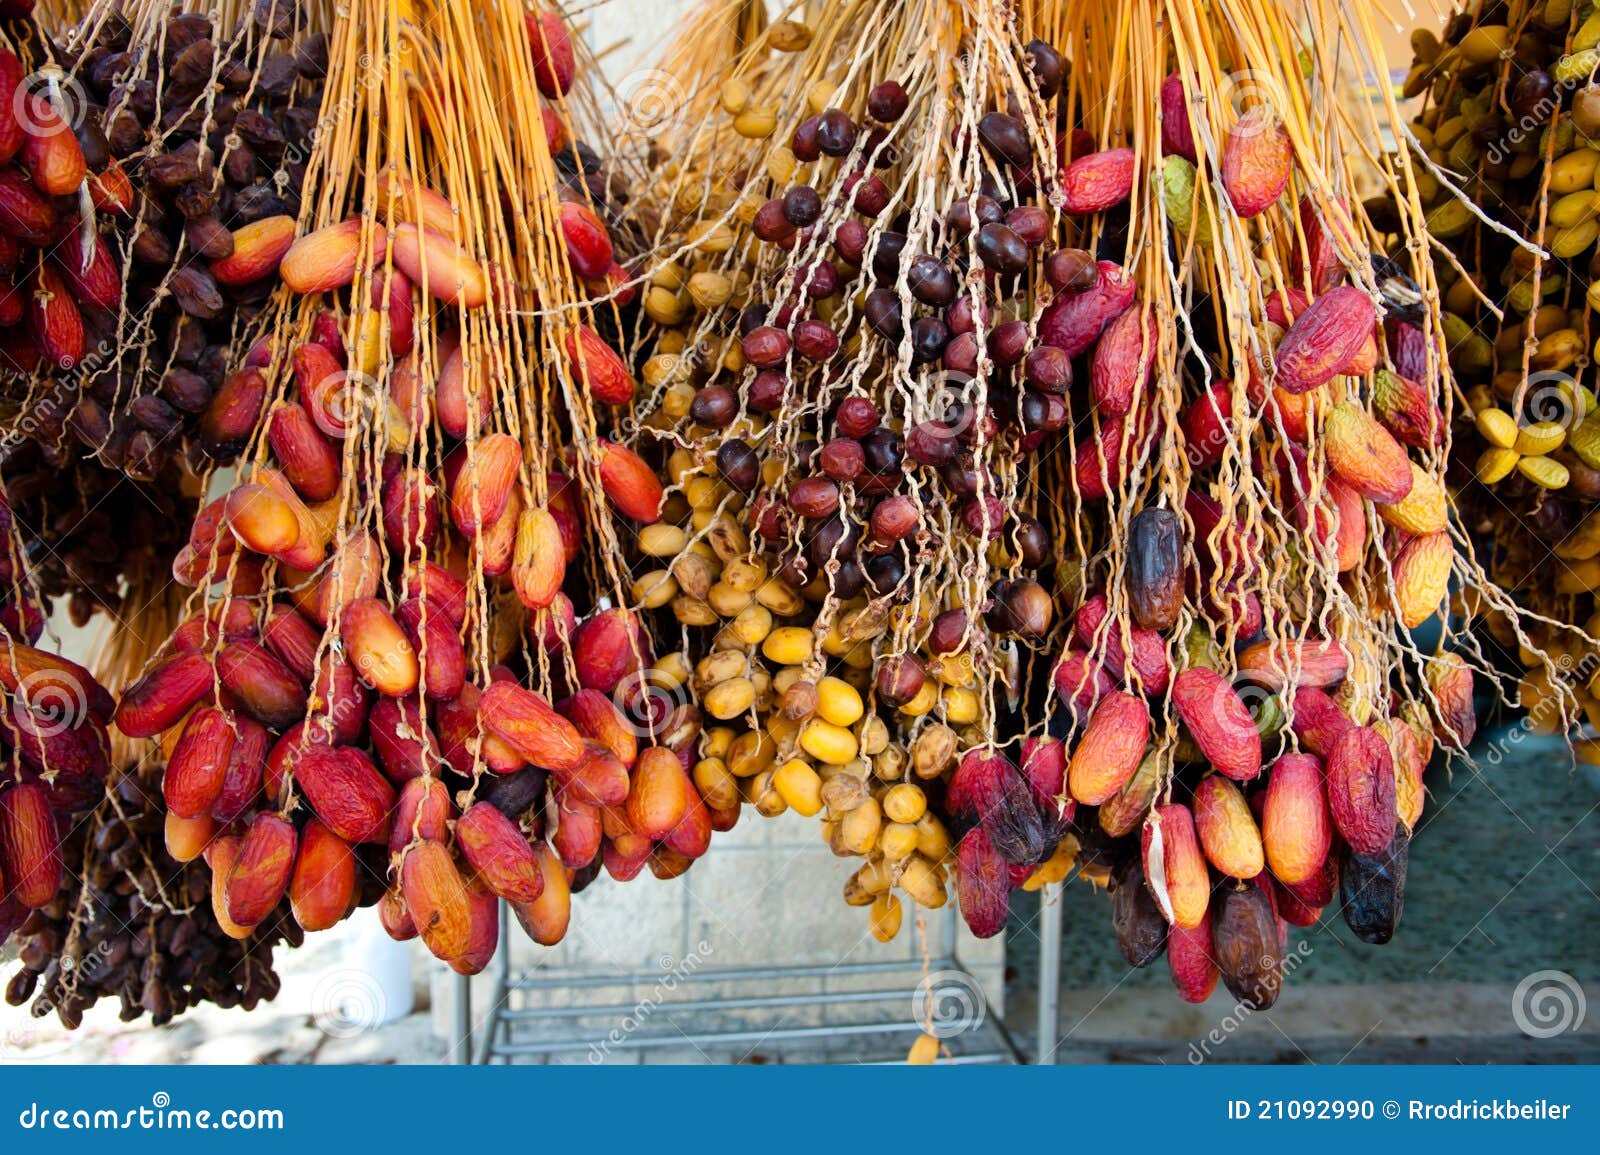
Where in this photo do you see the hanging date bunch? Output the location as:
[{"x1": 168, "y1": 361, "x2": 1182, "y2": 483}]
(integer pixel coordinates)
[
  {"x1": 619, "y1": 0, "x2": 1081, "y2": 949},
  {"x1": 613, "y1": 1, "x2": 1062, "y2": 940},
  {"x1": 1012, "y1": 0, "x2": 1495, "y2": 1008},
  {"x1": 972, "y1": 0, "x2": 1539, "y2": 1005},
  {"x1": 1, "y1": 443, "x2": 195, "y2": 628},
  {"x1": 111, "y1": 0, "x2": 721, "y2": 977},
  {"x1": 3, "y1": 514, "x2": 179, "y2": 965},
  {"x1": 618, "y1": 0, "x2": 1535, "y2": 1008},
  {"x1": 1402, "y1": 0, "x2": 1600, "y2": 746},
  {"x1": 0, "y1": 0, "x2": 331, "y2": 481},
  {"x1": 0, "y1": 624, "x2": 116, "y2": 951},
  {"x1": 4, "y1": 756, "x2": 300, "y2": 1029}
]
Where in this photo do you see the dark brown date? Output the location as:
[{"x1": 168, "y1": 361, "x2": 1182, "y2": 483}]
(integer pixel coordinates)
[{"x1": 1127, "y1": 506, "x2": 1184, "y2": 631}]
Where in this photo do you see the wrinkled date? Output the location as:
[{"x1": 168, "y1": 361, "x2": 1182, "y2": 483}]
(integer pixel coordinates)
[
  {"x1": 1126, "y1": 506, "x2": 1183, "y2": 631},
  {"x1": 1339, "y1": 830, "x2": 1408, "y2": 945},
  {"x1": 1111, "y1": 857, "x2": 1168, "y2": 967},
  {"x1": 1212, "y1": 884, "x2": 1282, "y2": 1009}
]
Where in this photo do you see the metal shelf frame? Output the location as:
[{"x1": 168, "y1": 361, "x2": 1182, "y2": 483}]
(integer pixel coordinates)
[{"x1": 456, "y1": 885, "x2": 1066, "y2": 1066}]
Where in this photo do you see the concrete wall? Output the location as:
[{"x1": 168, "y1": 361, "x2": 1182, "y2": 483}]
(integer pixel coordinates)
[{"x1": 586, "y1": 0, "x2": 696, "y2": 75}]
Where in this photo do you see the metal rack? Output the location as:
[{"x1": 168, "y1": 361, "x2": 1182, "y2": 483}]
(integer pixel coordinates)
[
  {"x1": 1036, "y1": 880, "x2": 1063, "y2": 1065},
  {"x1": 455, "y1": 882, "x2": 1066, "y2": 1066}
]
